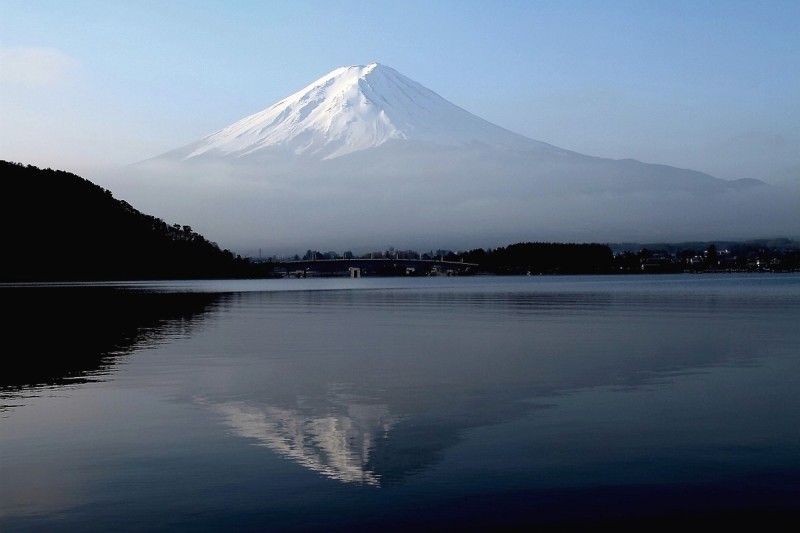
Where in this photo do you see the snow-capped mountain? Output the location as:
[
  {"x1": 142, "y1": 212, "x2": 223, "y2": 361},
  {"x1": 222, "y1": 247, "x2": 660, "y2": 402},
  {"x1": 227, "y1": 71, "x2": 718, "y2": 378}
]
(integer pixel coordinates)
[
  {"x1": 156, "y1": 63, "x2": 758, "y2": 195},
  {"x1": 130, "y1": 64, "x2": 797, "y2": 252},
  {"x1": 177, "y1": 63, "x2": 557, "y2": 161}
]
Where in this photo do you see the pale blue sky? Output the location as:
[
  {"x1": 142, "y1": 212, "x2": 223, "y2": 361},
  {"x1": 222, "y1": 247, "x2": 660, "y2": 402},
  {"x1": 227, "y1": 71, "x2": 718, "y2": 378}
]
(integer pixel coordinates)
[{"x1": 1, "y1": 0, "x2": 798, "y2": 183}]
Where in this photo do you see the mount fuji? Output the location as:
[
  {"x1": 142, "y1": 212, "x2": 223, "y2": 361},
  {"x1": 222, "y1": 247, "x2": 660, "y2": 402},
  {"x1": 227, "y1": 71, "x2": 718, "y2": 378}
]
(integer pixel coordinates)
[
  {"x1": 129, "y1": 64, "x2": 796, "y2": 252},
  {"x1": 163, "y1": 63, "x2": 558, "y2": 161},
  {"x1": 155, "y1": 63, "x2": 759, "y2": 195}
]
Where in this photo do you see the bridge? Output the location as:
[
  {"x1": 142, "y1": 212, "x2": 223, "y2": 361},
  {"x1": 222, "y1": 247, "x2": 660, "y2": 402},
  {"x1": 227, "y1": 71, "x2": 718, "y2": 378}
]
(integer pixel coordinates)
[{"x1": 274, "y1": 258, "x2": 479, "y2": 278}]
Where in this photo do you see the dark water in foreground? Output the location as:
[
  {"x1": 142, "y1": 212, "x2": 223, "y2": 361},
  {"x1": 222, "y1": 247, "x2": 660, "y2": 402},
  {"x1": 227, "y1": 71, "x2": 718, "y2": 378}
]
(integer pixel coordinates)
[{"x1": 2, "y1": 275, "x2": 799, "y2": 531}]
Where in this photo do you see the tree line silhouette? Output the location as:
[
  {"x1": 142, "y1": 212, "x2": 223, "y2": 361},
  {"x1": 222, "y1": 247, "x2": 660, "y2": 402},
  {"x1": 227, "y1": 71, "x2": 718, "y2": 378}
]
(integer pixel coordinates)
[
  {"x1": 1, "y1": 161, "x2": 270, "y2": 281},
  {"x1": 457, "y1": 242, "x2": 614, "y2": 274}
]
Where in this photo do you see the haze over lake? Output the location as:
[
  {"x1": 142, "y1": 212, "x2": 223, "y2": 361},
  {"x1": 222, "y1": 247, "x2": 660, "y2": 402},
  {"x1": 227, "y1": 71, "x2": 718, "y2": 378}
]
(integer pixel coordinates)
[{"x1": 2, "y1": 274, "x2": 799, "y2": 530}]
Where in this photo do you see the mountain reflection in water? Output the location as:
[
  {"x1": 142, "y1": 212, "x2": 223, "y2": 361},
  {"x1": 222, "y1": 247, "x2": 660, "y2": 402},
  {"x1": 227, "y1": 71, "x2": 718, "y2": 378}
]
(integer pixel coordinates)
[
  {"x1": 2, "y1": 276, "x2": 799, "y2": 531},
  {"x1": 201, "y1": 395, "x2": 397, "y2": 486},
  {"x1": 181, "y1": 279, "x2": 800, "y2": 490}
]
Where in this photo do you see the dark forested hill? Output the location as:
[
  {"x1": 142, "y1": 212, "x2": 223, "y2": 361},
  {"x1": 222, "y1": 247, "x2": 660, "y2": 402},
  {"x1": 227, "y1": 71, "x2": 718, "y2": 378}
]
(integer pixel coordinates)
[
  {"x1": 1, "y1": 161, "x2": 269, "y2": 281},
  {"x1": 460, "y1": 242, "x2": 614, "y2": 275}
]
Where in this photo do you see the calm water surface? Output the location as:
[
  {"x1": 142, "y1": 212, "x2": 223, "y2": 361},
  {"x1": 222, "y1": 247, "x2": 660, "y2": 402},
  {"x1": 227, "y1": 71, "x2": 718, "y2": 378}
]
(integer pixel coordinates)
[{"x1": 1, "y1": 274, "x2": 799, "y2": 530}]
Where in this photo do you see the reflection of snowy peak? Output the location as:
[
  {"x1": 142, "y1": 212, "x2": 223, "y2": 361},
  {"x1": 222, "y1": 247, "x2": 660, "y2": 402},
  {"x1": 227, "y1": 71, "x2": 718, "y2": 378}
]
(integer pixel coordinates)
[
  {"x1": 183, "y1": 63, "x2": 554, "y2": 160},
  {"x1": 204, "y1": 398, "x2": 397, "y2": 486}
]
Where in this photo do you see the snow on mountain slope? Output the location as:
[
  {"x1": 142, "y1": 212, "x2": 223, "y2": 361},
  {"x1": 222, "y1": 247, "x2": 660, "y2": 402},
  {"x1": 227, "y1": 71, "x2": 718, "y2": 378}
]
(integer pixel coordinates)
[
  {"x1": 183, "y1": 63, "x2": 558, "y2": 161},
  {"x1": 149, "y1": 63, "x2": 766, "y2": 197}
]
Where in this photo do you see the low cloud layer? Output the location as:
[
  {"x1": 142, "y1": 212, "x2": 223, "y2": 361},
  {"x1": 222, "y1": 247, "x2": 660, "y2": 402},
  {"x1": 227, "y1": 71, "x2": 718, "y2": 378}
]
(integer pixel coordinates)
[{"x1": 96, "y1": 155, "x2": 800, "y2": 256}]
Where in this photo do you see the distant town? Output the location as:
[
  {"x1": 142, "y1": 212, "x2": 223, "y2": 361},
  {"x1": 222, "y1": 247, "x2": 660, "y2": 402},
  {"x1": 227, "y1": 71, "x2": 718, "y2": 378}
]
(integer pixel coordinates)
[{"x1": 256, "y1": 240, "x2": 800, "y2": 278}]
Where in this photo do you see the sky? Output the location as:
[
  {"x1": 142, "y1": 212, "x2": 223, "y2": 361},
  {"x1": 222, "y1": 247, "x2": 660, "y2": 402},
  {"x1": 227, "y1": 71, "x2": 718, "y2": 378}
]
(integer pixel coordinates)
[
  {"x1": 2, "y1": 0, "x2": 798, "y2": 183},
  {"x1": 1, "y1": 1, "x2": 799, "y2": 254}
]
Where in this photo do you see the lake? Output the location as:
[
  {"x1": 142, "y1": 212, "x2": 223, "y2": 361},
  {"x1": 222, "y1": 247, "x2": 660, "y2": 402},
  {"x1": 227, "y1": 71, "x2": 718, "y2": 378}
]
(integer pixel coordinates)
[{"x1": 2, "y1": 274, "x2": 799, "y2": 530}]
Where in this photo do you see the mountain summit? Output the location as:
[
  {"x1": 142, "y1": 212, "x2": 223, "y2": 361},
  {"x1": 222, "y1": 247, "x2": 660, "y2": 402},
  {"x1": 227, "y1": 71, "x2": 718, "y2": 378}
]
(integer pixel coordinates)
[{"x1": 177, "y1": 63, "x2": 556, "y2": 161}]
